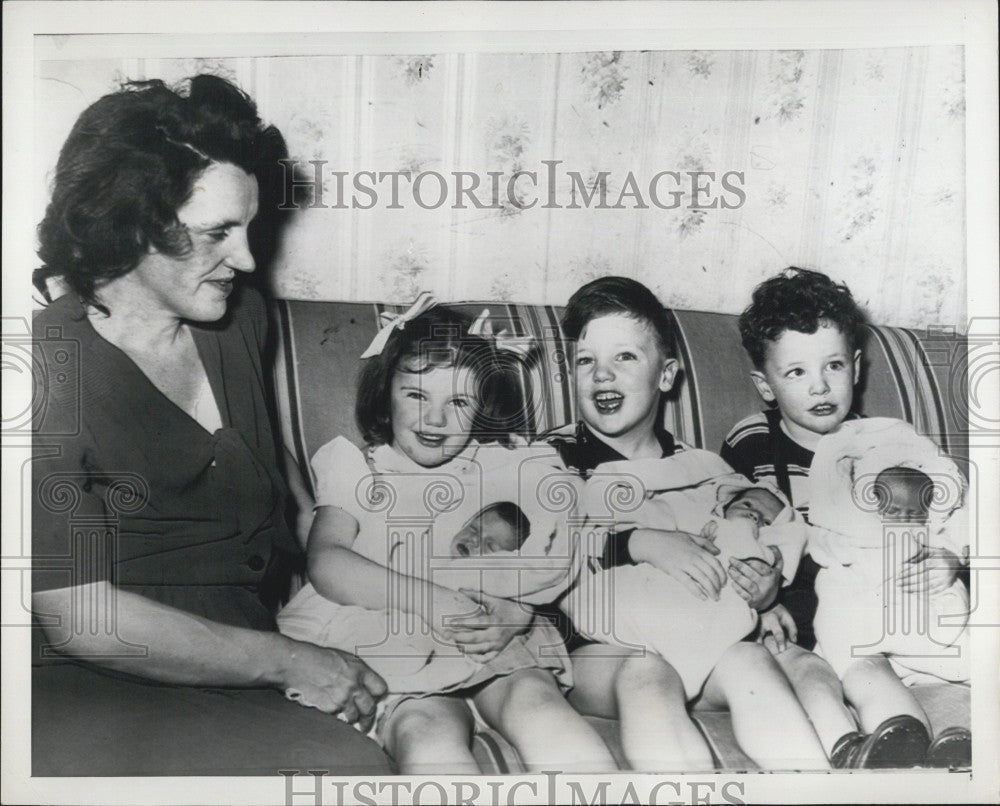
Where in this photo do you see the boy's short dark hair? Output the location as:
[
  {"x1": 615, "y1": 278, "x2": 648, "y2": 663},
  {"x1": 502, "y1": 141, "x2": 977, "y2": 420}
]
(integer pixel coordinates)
[
  {"x1": 561, "y1": 276, "x2": 676, "y2": 358},
  {"x1": 738, "y1": 267, "x2": 867, "y2": 368},
  {"x1": 356, "y1": 305, "x2": 523, "y2": 446}
]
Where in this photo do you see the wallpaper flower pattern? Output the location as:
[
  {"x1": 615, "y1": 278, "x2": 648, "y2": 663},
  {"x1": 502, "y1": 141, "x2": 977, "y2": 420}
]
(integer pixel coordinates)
[{"x1": 35, "y1": 46, "x2": 966, "y2": 328}]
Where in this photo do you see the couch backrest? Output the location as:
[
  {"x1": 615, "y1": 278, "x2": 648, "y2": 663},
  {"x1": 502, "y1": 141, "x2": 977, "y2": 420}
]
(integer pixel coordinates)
[{"x1": 271, "y1": 299, "x2": 968, "y2": 495}]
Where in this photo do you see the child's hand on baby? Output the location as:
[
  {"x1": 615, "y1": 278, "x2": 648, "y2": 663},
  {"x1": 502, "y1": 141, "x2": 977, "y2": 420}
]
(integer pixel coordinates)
[
  {"x1": 728, "y1": 546, "x2": 783, "y2": 611},
  {"x1": 446, "y1": 589, "x2": 534, "y2": 659},
  {"x1": 897, "y1": 546, "x2": 962, "y2": 594},
  {"x1": 756, "y1": 602, "x2": 798, "y2": 655},
  {"x1": 431, "y1": 587, "x2": 490, "y2": 646},
  {"x1": 631, "y1": 527, "x2": 726, "y2": 601}
]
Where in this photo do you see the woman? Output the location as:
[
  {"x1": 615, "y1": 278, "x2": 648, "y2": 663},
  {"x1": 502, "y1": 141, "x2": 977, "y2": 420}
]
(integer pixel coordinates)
[{"x1": 29, "y1": 75, "x2": 391, "y2": 776}]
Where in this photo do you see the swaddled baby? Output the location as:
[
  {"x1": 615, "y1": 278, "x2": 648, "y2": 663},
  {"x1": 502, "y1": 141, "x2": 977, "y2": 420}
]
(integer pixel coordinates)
[
  {"x1": 564, "y1": 449, "x2": 807, "y2": 699},
  {"x1": 808, "y1": 418, "x2": 970, "y2": 686},
  {"x1": 279, "y1": 500, "x2": 545, "y2": 697}
]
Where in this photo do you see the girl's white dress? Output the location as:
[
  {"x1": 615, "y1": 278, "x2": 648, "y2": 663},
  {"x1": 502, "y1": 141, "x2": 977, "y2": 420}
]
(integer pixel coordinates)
[
  {"x1": 278, "y1": 436, "x2": 579, "y2": 717},
  {"x1": 807, "y1": 418, "x2": 970, "y2": 684}
]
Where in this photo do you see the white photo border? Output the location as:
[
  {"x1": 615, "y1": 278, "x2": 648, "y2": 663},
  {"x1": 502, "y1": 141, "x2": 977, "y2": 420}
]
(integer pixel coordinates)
[{"x1": 3, "y1": 2, "x2": 998, "y2": 804}]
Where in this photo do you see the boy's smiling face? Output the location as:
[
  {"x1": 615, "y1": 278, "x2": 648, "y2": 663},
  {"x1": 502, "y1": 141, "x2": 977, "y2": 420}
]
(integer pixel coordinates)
[
  {"x1": 574, "y1": 313, "x2": 678, "y2": 442},
  {"x1": 750, "y1": 321, "x2": 860, "y2": 449}
]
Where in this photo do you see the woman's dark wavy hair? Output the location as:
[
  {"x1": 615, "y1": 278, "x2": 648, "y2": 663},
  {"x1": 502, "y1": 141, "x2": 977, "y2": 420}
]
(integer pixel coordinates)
[
  {"x1": 34, "y1": 74, "x2": 286, "y2": 309},
  {"x1": 561, "y1": 275, "x2": 677, "y2": 358},
  {"x1": 356, "y1": 306, "x2": 524, "y2": 447},
  {"x1": 738, "y1": 267, "x2": 868, "y2": 369}
]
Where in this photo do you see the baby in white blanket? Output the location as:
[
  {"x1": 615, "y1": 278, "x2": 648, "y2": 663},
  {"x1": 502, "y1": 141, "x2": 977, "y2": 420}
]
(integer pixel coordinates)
[
  {"x1": 564, "y1": 449, "x2": 806, "y2": 698},
  {"x1": 805, "y1": 418, "x2": 970, "y2": 760},
  {"x1": 279, "y1": 494, "x2": 575, "y2": 700},
  {"x1": 809, "y1": 418, "x2": 969, "y2": 685}
]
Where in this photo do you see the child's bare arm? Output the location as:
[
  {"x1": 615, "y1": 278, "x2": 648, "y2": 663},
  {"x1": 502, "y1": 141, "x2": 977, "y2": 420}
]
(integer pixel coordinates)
[
  {"x1": 282, "y1": 445, "x2": 316, "y2": 551},
  {"x1": 306, "y1": 506, "x2": 485, "y2": 644}
]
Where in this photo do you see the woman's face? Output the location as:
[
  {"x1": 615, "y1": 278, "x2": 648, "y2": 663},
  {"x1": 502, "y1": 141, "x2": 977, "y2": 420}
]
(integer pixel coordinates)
[{"x1": 129, "y1": 162, "x2": 259, "y2": 322}]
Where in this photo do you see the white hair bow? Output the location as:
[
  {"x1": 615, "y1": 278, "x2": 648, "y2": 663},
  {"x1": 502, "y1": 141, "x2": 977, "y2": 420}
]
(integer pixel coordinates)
[
  {"x1": 468, "y1": 308, "x2": 536, "y2": 358},
  {"x1": 360, "y1": 291, "x2": 439, "y2": 359}
]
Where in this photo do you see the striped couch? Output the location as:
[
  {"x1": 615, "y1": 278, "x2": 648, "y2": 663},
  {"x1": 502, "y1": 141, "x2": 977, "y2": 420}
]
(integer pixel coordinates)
[{"x1": 271, "y1": 298, "x2": 971, "y2": 772}]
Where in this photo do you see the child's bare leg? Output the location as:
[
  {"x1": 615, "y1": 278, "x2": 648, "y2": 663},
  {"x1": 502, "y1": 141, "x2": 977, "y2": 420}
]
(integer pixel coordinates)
[
  {"x1": 566, "y1": 645, "x2": 712, "y2": 771},
  {"x1": 473, "y1": 668, "x2": 617, "y2": 772},
  {"x1": 566, "y1": 643, "x2": 636, "y2": 718},
  {"x1": 841, "y1": 657, "x2": 930, "y2": 733},
  {"x1": 774, "y1": 645, "x2": 858, "y2": 755},
  {"x1": 615, "y1": 654, "x2": 714, "y2": 771},
  {"x1": 383, "y1": 695, "x2": 479, "y2": 775},
  {"x1": 699, "y1": 642, "x2": 829, "y2": 769}
]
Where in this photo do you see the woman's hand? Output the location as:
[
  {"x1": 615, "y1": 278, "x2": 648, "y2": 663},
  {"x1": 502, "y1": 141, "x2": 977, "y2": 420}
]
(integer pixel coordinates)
[
  {"x1": 756, "y1": 603, "x2": 798, "y2": 655},
  {"x1": 277, "y1": 637, "x2": 388, "y2": 731},
  {"x1": 897, "y1": 546, "x2": 962, "y2": 595},
  {"x1": 446, "y1": 590, "x2": 535, "y2": 660},
  {"x1": 629, "y1": 527, "x2": 726, "y2": 600},
  {"x1": 729, "y1": 546, "x2": 784, "y2": 611}
]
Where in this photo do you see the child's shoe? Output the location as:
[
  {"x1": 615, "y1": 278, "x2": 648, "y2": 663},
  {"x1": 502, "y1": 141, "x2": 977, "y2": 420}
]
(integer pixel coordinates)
[
  {"x1": 924, "y1": 726, "x2": 971, "y2": 769},
  {"x1": 829, "y1": 731, "x2": 865, "y2": 768},
  {"x1": 851, "y1": 715, "x2": 930, "y2": 768}
]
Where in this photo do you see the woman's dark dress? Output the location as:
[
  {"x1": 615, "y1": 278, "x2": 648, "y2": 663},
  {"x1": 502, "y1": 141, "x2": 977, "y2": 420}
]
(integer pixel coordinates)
[{"x1": 31, "y1": 287, "x2": 391, "y2": 776}]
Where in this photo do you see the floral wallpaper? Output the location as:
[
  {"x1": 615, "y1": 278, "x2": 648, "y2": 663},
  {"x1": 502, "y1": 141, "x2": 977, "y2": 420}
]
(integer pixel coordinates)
[{"x1": 35, "y1": 46, "x2": 966, "y2": 329}]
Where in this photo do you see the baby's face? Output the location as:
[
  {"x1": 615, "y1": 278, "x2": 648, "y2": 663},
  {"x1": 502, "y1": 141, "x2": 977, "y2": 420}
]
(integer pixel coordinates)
[
  {"x1": 724, "y1": 488, "x2": 784, "y2": 527},
  {"x1": 875, "y1": 470, "x2": 931, "y2": 523},
  {"x1": 450, "y1": 510, "x2": 521, "y2": 557}
]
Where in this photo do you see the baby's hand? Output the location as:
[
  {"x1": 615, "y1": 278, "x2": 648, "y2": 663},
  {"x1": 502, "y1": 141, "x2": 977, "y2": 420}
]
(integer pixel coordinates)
[
  {"x1": 897, "y1": 546, "x2": 962, "y2": 595},
  {"x1": 756, "y1": 602, "x2": 798, "y2": 655}
]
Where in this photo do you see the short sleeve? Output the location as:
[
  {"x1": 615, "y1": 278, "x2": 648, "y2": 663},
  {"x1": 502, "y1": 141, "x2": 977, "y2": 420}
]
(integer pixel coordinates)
[
  {"x1": 718, "y1": 438, "x2": 738, "y2": 472},
  {"x1": 720, "y1": 413, "x2": 770, "y2": 482},
  {"x1": 311, "y1": 436, "x2": 372, "y2": 516},
  {"x1": 32, "y1": 422, "x2": 110, "y2": 592},
  {"x1": 720, "y1": 434, "x2": 755, "y2": 481}
]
